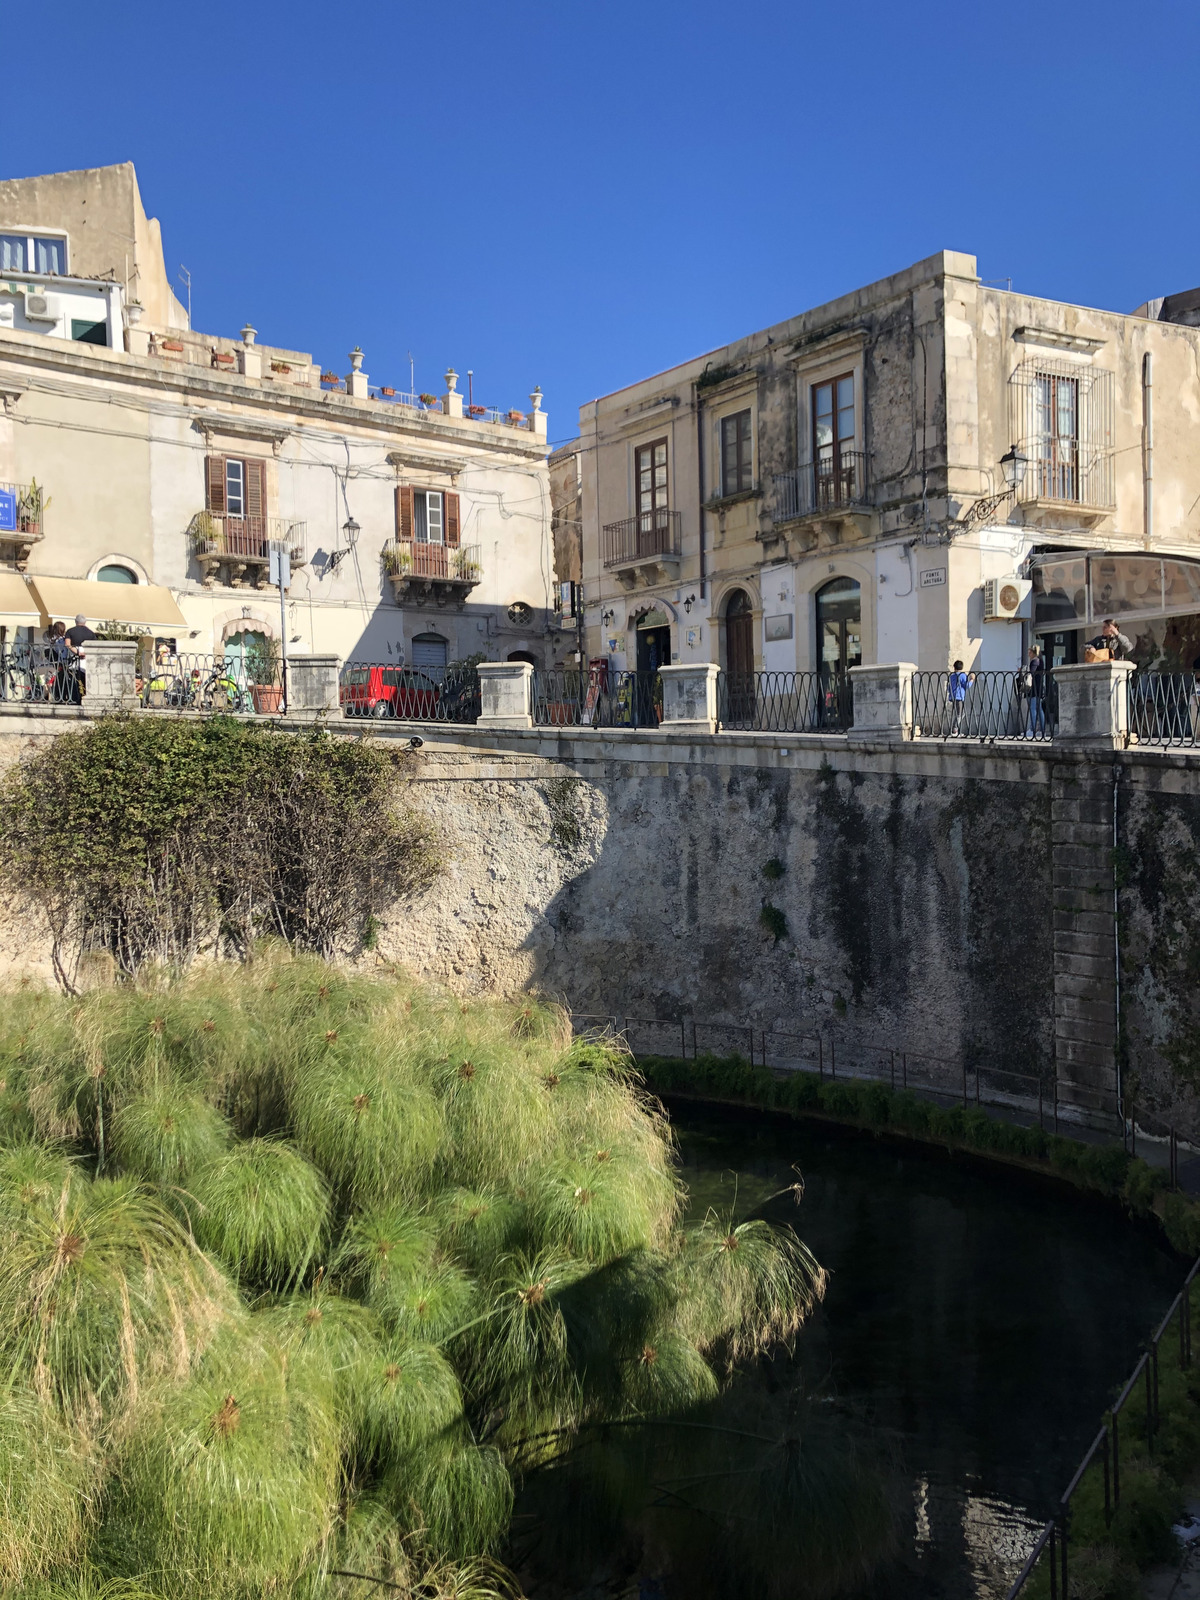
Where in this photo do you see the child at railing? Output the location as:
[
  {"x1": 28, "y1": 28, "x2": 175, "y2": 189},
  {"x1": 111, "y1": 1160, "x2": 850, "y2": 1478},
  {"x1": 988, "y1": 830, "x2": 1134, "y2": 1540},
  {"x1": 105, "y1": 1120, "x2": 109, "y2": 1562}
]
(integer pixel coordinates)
[{"x1": 947, "y1": 660, "x2": 975, "y2": 735}]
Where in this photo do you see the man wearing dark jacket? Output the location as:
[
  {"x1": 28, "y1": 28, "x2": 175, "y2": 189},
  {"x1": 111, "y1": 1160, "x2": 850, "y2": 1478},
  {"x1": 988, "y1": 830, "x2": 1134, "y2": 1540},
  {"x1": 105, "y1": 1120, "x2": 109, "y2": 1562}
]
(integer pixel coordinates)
[
  {"x1": 63, "y1": 613, "x2": 97, "y2": 704},
  {"x1": 1087, "y1": 618, "x2": 1134, "y2": 658}
]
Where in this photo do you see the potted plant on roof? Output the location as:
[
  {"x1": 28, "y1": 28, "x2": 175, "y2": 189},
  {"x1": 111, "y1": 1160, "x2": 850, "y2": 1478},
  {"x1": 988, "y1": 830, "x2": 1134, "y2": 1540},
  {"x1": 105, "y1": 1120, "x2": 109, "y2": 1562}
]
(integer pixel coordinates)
[{"x1": 418, "y1": 392, "x2": 437, "y2": 407}]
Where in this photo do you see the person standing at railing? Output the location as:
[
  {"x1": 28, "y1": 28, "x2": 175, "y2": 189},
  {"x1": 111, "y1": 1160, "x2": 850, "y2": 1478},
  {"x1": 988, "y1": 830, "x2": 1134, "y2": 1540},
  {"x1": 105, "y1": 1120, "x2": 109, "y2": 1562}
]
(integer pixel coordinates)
[
  {"x1": 63, "y1": 613, "x2": 97, "y2": 705},
  {"x1": 1019, "y1": 646, "x2": 1046, "y2": 738},
  {"x1": 1086, "y1": 618, "x2": 1134, "y2": 659},
  {"x1": 947, "y1": 660, "x2": 974, "y2": 735}
]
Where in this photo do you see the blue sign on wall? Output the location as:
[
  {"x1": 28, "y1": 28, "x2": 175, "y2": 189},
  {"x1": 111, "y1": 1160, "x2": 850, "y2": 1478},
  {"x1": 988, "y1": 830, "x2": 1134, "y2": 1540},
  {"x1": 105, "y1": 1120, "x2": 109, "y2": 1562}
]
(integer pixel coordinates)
[{"x1": 0, "y1": 490, "x2": 15, "y2": 533}]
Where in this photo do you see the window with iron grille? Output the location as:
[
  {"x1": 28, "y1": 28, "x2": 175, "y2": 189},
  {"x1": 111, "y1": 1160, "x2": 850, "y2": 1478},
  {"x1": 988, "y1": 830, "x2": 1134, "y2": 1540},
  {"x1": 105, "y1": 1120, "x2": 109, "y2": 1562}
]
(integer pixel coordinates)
[
  {"x1": 721, "y1": 410, "x2": 753, "y2": 496},
  {"x1": 1009, "y1": 360, "x2": 1114, "y2": 508},
  {"x1": 635, "y1": 439, "x2": 668, "y2": 527}
]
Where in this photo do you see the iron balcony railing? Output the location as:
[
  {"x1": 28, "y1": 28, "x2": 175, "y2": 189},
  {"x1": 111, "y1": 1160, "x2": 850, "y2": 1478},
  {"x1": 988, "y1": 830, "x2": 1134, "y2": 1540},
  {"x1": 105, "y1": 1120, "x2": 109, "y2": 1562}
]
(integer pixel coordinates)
[
  {"x1": 1126, "y1": 670, "x2": 1200, "y2": 748},
  {"x1": 601, "y1": 508, "x2": 682, "y2": 568},
  {"x1": 773, "y1": 450, "x2": 869, "y2": 521},
  {"x1": 533, "y1": 667, "x2": 660, "y2": 728},
  {"x1": 0, "y1": 481, "x2": 46, "y2": 544},
  {"x1": 382, "y1": 541, "x2": 482, "y2": 584},
  {"x1": 339, "y1": 661, "x2": 481, "y2": 724},
  {"x1": 911, "y1": 669, "x2": 1055, "y2": 742},
  {"x1": 138, "y1": 652, "x2": 267, "y2": 714},
  {"x1": 716, "y1": 671, "x2": 852, "y2": 733},
  {"x1": 0, "y1": 642, "x2": 79, "y2": 705},
  {"x1": 190, "y1": 513, "x2": 307, "y2": 565}
]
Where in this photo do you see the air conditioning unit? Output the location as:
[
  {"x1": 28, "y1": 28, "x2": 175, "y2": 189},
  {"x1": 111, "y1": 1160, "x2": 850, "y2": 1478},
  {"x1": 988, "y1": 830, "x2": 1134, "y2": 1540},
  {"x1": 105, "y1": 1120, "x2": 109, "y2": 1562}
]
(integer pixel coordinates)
[
  {"x1": 23, "y1": 291, "x2": 56, "y2": 322},
  {"x1": 983, "y1": 576, "x2": 1031, "y2": 622}
]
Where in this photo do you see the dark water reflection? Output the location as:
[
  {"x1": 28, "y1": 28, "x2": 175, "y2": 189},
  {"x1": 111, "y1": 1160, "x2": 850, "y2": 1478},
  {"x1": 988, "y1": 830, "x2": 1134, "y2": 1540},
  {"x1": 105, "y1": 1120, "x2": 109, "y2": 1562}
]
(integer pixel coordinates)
[{"x1": 675, "y1": 1107, "x2": 1182, "y2": 1597}]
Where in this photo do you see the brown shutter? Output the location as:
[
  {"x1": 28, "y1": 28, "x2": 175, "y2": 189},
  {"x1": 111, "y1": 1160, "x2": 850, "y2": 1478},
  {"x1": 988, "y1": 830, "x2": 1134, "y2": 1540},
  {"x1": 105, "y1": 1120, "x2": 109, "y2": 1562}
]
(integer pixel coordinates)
[
  {"x1": 246, "y1": 459, "x2": 265, "y2": 525},
  {"x1": 444, "y1": 490, "x2": 460, "y2": 547},
  {"x1": 395, "y1": 485, "x2": 414, "y2": 541},
  {"x1": 206, "y1": 456, "x2": 225, "y2": 514}
]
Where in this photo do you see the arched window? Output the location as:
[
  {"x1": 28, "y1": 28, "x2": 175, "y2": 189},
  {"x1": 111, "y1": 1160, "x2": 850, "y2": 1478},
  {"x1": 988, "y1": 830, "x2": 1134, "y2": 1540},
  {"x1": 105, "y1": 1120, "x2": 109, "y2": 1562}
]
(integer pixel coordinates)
[
  {"x1": 97, "y1": 563, "x2": 137, "y2": 584},
  {"x1": 723, "y1": 589, "x2": 754, "y2": 679},
  {"x1": 815, "y1": 577, "x2": 861, "y2": 680}
]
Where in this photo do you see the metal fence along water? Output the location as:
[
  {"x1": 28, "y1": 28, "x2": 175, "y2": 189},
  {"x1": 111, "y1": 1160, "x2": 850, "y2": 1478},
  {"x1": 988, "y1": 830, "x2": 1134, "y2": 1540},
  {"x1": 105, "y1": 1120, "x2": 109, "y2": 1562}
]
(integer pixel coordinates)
[
  {"x1": 911, "y1": 668, "x2": 1055, "y2": 742},
  {"x1": 338, "y1": 662, "x2": 481, "y2": 724},
  {"x1": 716, "y1": 670, "x2": 852, "y2": 733}
]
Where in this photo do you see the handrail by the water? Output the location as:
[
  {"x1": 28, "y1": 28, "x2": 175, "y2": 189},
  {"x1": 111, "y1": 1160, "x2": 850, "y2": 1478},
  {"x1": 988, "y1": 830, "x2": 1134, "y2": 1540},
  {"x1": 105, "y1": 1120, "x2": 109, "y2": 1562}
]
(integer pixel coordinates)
[{"x1": 1004, "y1": 1254, "x2": 1200, "y2": 1597}]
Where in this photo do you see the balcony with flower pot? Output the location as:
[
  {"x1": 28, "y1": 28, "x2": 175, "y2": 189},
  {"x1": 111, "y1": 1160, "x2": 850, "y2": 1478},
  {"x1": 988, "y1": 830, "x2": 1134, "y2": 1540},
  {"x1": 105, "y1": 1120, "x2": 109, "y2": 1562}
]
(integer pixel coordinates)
[
  {"x1": 189, "y1": 512, "x2": 308, "y2": 589},
  {"x1": 382, "y1": 540, "x2": 481, "y2": 608},
  {"x1": 0, "y1": 480, "x2": 49, "y2": 570}
]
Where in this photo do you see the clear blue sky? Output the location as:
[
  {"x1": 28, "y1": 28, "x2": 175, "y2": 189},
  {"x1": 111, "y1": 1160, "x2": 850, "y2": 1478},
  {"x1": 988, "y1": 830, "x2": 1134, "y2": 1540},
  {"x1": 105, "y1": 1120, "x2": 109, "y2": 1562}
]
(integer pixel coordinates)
[{"x1": 4, "y1": 0, "x2": 1198, "y2": 443}]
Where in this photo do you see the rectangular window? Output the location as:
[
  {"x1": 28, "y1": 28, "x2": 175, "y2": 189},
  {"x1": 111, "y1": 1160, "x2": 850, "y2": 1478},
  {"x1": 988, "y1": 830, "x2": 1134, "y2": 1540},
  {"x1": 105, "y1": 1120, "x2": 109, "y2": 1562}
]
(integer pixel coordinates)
[
  {"x1": 225, "y1": 459, "x2": 245, "y2": 518},
  {"x1": 721, "y1": 410, "x2": 753, "y2": 496},
  {"x1": 812, "y1": 374, "x2": 856, "y2": 508},
  {"x1": 635, "y1": 438, "x2": 668, "y2": 527},
  {"x1": 414, "y1": 489, "x2": 444, "y2": 543},
  {"x1": 1033, "y1": 372, "x2": 1079, "y2": 500},
  {"x1": 0, "y1": 236, "x2": 26, "y2": 273},
  {"x1": 71, "y1": 319, "x2": 108, "y2": 346},
  {"x1": 33, "y1": 237, "x2": 65, "y2": 275}
]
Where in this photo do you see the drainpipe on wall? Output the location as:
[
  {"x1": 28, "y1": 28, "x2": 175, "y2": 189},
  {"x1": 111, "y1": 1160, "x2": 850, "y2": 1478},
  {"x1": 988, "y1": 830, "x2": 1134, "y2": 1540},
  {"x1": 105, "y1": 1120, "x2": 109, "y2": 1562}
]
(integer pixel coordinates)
[
  {"x1": 695, "y1": 388, "x2": 707, "y2": 600},
  {"x1": 1142, "y1": 351, "x2": 1154, "y2": 551}
]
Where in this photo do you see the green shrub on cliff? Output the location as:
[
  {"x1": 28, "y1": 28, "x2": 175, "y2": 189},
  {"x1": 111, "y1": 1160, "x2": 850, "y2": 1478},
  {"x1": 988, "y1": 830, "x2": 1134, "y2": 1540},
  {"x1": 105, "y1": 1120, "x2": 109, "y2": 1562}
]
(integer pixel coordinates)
[{"x1": 0, "y1": 958, "x2": 827, "y2": 1597}]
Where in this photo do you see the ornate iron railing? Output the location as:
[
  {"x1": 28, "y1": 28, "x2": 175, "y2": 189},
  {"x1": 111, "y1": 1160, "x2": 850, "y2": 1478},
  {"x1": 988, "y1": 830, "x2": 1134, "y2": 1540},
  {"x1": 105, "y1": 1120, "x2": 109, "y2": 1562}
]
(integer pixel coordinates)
[
  {"x1": 911, "y1": 668, "x2": 1055, "y2": 742},
  {"x1": 716, "y1": 670, "x2": 852, "y2": 732},
  {"x1": 339, "y1": 661, "x2": 480, "y2": 724},
  {"x1": 1126, "y1": 670, "x2": 1200, "y2": 747},
  {"x1": 532, "y1": 668, "x2": 660, "y2": 728}
]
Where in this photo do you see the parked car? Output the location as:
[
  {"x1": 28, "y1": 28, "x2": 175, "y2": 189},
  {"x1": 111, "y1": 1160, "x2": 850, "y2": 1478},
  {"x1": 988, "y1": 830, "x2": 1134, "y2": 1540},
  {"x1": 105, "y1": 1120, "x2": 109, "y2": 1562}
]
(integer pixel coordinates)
[{"x1": 340, "y1": 666, "x2": 440, "y2": 719}]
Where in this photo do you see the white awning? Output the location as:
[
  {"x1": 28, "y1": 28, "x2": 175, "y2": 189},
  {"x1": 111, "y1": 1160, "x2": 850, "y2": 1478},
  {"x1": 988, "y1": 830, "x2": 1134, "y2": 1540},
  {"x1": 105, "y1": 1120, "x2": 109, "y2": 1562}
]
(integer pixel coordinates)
[
  {"x1": 26, "y1": 578, "x2": 187, "y2": 629},
  {"x1": 0, "y1": 574, "x2": 43, "y2": 628}
]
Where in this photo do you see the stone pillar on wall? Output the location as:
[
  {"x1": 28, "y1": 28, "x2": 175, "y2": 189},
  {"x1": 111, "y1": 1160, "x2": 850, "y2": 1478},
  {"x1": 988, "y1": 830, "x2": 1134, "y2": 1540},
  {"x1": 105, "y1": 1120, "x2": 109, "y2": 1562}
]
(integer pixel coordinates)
[
  {"x1": 847, "y1": 663, "x2": 915, "y2": 741},
  {"x1": 286, "y1": 655, "x2": 340, "y2": 719},
  {"x1": 477, "y1": 662, "x2": 533, "y2": 728},
  {"x1": 1053, "y1": 660, "x2": 1135, "y2": 747},
  {"x1": 82, "y1": 640, "x2": 139, "y2": 711},
  {"x1": 659, "y1": 663, "x2": 718, "y2": 734}
]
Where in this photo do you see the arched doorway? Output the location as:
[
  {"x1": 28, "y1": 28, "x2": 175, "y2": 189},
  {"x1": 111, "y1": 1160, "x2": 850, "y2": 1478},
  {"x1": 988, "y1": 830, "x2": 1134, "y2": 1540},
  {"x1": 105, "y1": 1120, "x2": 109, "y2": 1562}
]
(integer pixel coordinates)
[
  {"x1": 632, "y1": 609, "x2": 670, "y2": 726},
  {"x1": 815, "y1": 577, "x2": 861, "y2": 725},
  {"x1": 723, "y1": 589, "x2": 756, "y2": 725},
  {"x1": 223, "y1": 628, "x2": 274, "y2": 686},
  {"x1": 507, "y1": 650, "x2": 539, "y2": 666}
]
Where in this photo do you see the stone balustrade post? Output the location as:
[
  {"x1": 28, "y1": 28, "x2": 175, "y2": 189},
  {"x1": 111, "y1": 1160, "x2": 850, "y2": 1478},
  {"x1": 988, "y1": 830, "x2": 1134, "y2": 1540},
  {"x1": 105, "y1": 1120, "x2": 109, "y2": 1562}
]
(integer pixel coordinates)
[
  {"x1": 286, "y1": 654, "x2": 341, "y2": 720},
  {"x1": 346, "y1": 347, "x2": 369, "y2": 399},
  {"x1": 477, "y1": 661, "x2": 533, "y2": 728},
  {"x1": 1052, "y1": 659, "x2": 1135, "y2": 747},
  {"x1": 848, "y1": 663, "x2": 915, "y2": 741},
  {"x1": 82, "y1": 639, "x2": 139, "y2": 711},
  {"x1": 658, "y1": 663, "x2": 718, "y2": 734}
]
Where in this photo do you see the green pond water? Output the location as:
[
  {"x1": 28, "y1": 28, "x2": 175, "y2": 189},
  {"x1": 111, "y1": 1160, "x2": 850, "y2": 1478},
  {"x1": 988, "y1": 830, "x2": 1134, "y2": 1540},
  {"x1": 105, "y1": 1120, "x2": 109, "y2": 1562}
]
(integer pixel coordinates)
[{"x1": 514, "y1": 1104, "x2": 1183, "y2": 1599}]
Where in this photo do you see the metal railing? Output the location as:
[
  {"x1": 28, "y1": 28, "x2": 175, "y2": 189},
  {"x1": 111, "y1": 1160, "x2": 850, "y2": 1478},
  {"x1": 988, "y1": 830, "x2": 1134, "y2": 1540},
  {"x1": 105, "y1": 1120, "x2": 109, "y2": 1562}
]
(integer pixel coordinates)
[
  {"x1": 0, "y1": 481, "x2": 45, "y2": 543},
  {"x1": 716, "y1": 670, "x2": 852, "y2": 733},
  {"x1": 382, "y1": 542, "x2": 482, "y2": 584},
  {"x1": 533, "y1": 668, "x2": 660, "y2": 728},
  {"x1": 339, "y1": 661, "x2": 480, "y2": 724},
  {"x1": 1127, "y1": 671, "x2": 1200, "y2": 748},
  {"x1": 138, "y1": 652, "x2": 263, "y2": 714},
  {"x1": 773, "y1": 451, "x2": 869, "y2": 521},
  {"x1": 602, "y1": 508, "x2": 682, "y2": 568},
  {"x1": 1006, "y1": 1258, "x2": 1200, "y2": 1598},
  {"x1": 371, "y1": 389, "x2": 443, "y2": 413},
  {"x1": 0, "y1": 642, "x2": 80, "y2": 704},
  {"x1": 912, "y1": 669, "x2": 1055, "y2": 742},
  {"x1": 189, "y1": 514, "x2": 307, "y2": 565}
]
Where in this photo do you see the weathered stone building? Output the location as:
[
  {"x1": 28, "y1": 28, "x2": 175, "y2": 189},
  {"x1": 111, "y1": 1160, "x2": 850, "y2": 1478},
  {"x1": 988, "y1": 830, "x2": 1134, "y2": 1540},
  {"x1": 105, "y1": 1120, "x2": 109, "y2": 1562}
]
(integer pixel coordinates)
[
  {"x1": 577, "y1": 250, "x2": 1200, "y2": 685},
  {"x1": 0, "y1": 162, "x2": 554, "y2": 673}
]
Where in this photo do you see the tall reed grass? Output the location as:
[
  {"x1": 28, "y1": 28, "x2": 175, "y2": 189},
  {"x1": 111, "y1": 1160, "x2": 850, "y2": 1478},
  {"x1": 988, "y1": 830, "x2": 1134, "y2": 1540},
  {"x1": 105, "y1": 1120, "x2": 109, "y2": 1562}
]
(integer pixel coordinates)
[{"x1": 0, "y1": 954, "x2": 826, "y2": 1596}]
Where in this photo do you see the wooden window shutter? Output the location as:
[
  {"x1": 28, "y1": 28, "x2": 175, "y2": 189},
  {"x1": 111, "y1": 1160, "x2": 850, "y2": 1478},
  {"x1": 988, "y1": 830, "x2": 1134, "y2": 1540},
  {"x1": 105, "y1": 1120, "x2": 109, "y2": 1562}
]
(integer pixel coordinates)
[
  {"x1": 395, "y1": 485, "x2": 414, "y2": 541},
  {"x1": 444, "y1": 491, "x2": 460, "y2": 547},
  {"x1": 206, "y1": 455, "x2": 225, "y2": 514},
  {"x1": 246, "y1": 459, "x2": 266, "y2": 524}
]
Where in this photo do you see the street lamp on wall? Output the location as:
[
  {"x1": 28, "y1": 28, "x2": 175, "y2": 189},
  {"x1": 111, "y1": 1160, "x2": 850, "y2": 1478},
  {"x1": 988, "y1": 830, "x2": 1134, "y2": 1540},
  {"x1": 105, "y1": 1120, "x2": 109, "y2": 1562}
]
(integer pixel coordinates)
[
  {"x1": 683, "y1": 593, "x2": 696, "y2": 614},
  {"x1": 962, "y1": 446, "x2": 1029, "y2": 527}
]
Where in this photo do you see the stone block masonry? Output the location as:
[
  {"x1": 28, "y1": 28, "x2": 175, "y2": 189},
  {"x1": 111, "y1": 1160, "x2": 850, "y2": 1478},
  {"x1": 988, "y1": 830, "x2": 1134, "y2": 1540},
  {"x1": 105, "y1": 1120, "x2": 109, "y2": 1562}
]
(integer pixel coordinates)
[{"x1": 2, "y1": 708, "x2": 1200, "y2": 1135}]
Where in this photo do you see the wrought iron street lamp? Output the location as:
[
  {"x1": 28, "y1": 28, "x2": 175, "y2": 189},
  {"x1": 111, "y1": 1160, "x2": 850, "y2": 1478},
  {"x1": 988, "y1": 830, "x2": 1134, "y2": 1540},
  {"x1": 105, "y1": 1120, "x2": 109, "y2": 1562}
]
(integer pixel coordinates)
[{"x1": 962, "y1": 446, "x2": 1029, "y2": 527}]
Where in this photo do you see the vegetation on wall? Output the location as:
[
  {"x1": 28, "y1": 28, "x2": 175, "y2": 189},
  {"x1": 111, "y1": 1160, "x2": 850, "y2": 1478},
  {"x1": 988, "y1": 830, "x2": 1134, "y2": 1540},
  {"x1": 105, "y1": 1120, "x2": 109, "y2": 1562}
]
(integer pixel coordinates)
[
  {"x1": 0, "y1": 718, "x2": 440, "y2": 987},
  {"x1": 0, "y1": 959, "x2": 828, "y2": 1599},
  {"x1": 637, "y1": 1053, "x2": 1200, "y2": 1257}
]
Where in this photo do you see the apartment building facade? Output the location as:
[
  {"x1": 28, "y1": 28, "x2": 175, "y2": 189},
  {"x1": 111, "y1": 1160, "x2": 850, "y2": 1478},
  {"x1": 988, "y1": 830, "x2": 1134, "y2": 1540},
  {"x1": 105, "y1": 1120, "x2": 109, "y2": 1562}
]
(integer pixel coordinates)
[
  {"x1": 577, "y1": 250, "x2": 1200, "y2": 683},
  {"x1": 0, "y1": 163, "x2": 553, "y2": 677}
]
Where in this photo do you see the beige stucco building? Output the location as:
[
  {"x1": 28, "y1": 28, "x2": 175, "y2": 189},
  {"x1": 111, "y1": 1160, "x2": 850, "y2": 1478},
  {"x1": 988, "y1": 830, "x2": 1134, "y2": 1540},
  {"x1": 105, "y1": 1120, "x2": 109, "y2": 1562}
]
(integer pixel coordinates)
[
  {"x1": 576, "y1": 250, "x2": 1200, "y2": 686},
  {"x1": 0, "y1": 162, "x2": 553, "y2": 680}
]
